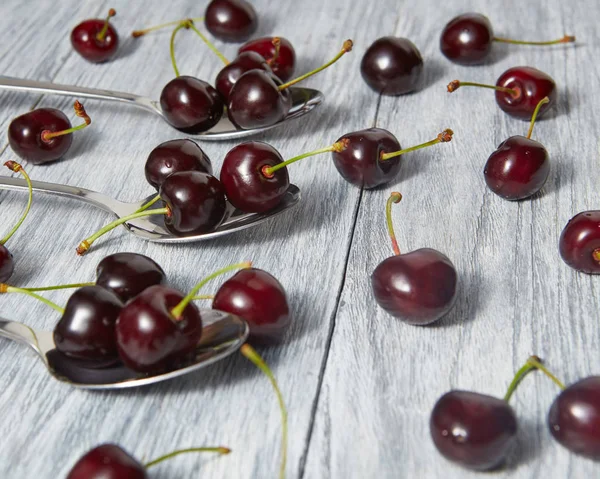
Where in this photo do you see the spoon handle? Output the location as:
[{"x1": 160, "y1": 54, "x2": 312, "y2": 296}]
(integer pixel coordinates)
[{"x1": 0, "y1": 319, "x2": 41, "y2": 355}]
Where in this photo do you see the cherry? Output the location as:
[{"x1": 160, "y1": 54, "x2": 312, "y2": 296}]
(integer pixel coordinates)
[
  {"x1": 228, "y1": 40, "x2": 353, "y2": 129},
  {"x1": 215, "y1": 51, "x2": 272, "y2": 103},
  {"x1": 213, "y1": 268, "x2": 290, "y2": 344},
  {"x1": 53, "y1": 286, "x2": 123, "y2": 362},
  {"x1": 332, "y1": 128, "x2": 453, "y2": 189},
  {"x1": 447, "y1": 66, "x2": 556, "y2": 120},
  {"x1": 8, "y1": 100, "x2": 92, "y2": 164},
  {"x1": 144, "y1": 138, "x2": 212, "y2": 189},
  {"x1": 239, "y1": 36, "x2": 296, "y2": 82},
  {"x1": 484, "y1": 97, "x2": 550, "y2": 200},
  {"x1": 440, "y1": 13, "x2": 575, "y2": 65},
  {"x1": 360, "y1": 37, "x2": 424, "y2": 95},
  {"x1": 371, "y1": 192, "x2": 458, "y2": 325},
  {"x1": 204, "y1": 0, "x2": 257, "y2": 42},
  {"x1": 96, "y1": 252, "x2": 167, "y2": 302},
  {"x1": 559, "y1": 211, "x2": 600, "y2": 274},
  {"x1": 71, "y1": 8, "x2": 119, "y2": 63}
]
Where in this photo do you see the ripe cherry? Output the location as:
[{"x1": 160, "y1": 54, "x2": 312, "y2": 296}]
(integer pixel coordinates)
[
  {"x1": 360, "y1": 37, "x2": 423, "y2": 95},
  {"x1": 371, "y1": 192, "x2": 458, "y2": 324},
  {"x1": 8, "y1": 100, "x2": 92, "y2": 164},
  {"x1": 71, "y1": 8, "x2": 119, "y2": 63},
  {"x1": 239, "y1": 36, "x2": 296, "y2": 82},
  {"x1": 559, "y1": 211, "x2": 600, "y2": 274},
  {"x1": 213, "y1": 268, "x2": 290, "y2": 343},
  {"x1": 447, "y1": 66, "x2": 556, "y2": 120},
  {"x1": 204, "y1": 0, "x2": 257, "y2": 42},
  {"x1": 484, "y1": 97, "x2": 550, "y2": 200},
  {"x1": 440, "y1": 13, "x2": 575, "y2": 65},
  {"x1": 332, "y1": 128, "x2": 454, "y2": 189}
]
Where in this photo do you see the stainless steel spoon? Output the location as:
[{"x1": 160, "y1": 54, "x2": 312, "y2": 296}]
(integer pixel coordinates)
[
  {"x1": 0, "y1": 309, "x2": 248, "y2": 390},
  {"x1": 0, "y1": 176, "x2": 300, "y2": 243},
  {"x1": 0, "y1": 76, "x2": 323, "y2": 140}
]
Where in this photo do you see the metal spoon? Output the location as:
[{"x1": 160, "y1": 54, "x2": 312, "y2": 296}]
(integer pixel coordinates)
[
  {"x1": 0, "y1": 309, "x2": 248, "y2": 390},
  {"x1": 0, "y1": 176, "x2": 300, "y2": 243},
  {"x1": 0, "y1": 76, "x2": 323, "y2": 140}
]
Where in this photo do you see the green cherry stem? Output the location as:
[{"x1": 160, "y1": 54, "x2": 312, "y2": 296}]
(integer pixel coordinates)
[
  {"x1": 191, "y1": 294, "x2": 215, "y2": 300},
  {"x1": 503, "y1": 356, "x2": 541, "y2": 402},
  {"x1": 380, "y1": 129, "x2": 453, "y2": 161},
  {"x1": 493, "y1": 34, "x2": 575, "y2": 46},
  {"x1": 132, "y1": 16, "x2": 205, "y2": 38},
  {"x1": 0, "y1": 284, "x2": 64, "y2": 314},
  {"x1": 262, "y1": 139, "x2": 349, "y2": 177},
  {"x1": 169, "y1": 22, "x2": 189, "y2": 77},
  {"x1": 241, "y1": 344, "x2": 287, "y2": 479},
  {"x1": 96, "y1": 8, "x2": 116, "y2": 42},
  {"x1": 76, "y1": 208, "x2": 169, "y2": 255},
  {"x1": 144, "y1": 446, "x2": 230, "y2": 469},
  {"x1": 170, "y1": 262, "x2": 252, "y2": 319},
  {"x1": 385, "y1": 192, "x2": 402, "y2": 256},
  {"x1": 526, "y1": 356, "x2": 566, "y2": 390},
  {"x1": 14, "y1": 282, "x2": 95, "y2": 292},
  {"x1": 447, "y1": 80, "x2": 518, "y2": 97},
  {"x1": 267, "y1": 37, "x2": 282, "y2": 65},
  {"x1": 41, "y1": 101, "x2": 91, "y2": 142},
  {"x1": 186, "y1": 20, "x2": 229, "y2": 65},
  {"x1": 0, "y1": 162, "x2": 32, "y2": 246},
  {"x1": 133, "y1": 194, "x2": 162, "y2": 214},
  {"x1": 526, "y1": 96, "x2": 550, "y2": 139},
  {"x1": 278, "y1": 39, "x2": 353, "y2": 90}
]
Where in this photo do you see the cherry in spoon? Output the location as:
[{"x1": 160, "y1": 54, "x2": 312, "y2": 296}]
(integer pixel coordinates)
[
  {"x1": 239, "y1": 36, "x2": 296, "y2": 82},
  {"x1": 204, "y1": 0, "x2": 257, "y2": 42},
  {"x1": 440, "y1": 13, "x2": 575, "y2": 65},
  {"x1": 559, "y1": 211, "x2": 600, "y2": 274},
  {"x1": 71, "y1": 8, "x2": 119, "y2": 63}
]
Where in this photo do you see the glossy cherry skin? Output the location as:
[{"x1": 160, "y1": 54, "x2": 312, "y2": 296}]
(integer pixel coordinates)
[
  {"x1": 8, "y1": 108, "x2": 73, "y2": 164},
  {"x1": 145, "y1": 139, "x2": 213, "y2": 189},
  {"x1": 495, "y1": 67, "x2": 556, "y2": 120},
  {"x1": 159, "y1": 76, "x2": 224, "y2": 133},
  {"x1": 372, "y1": 248, "x2": 458, "y2": 325},
  {"x1": 331, "y1": 128, "x2": 401, "y2": 189},
  {"x1": 559, "y1": 211, "x2": 600, "y2": 274},
  {"x1": 96, "y1": 252, "x2": 167, "y2": 303},
  {"x1": 159, "y1": 171, "x2": 227, "y2": 235},
  {"x1": 227, "y1": 70, "x2": 292, "y2": 129},
  {"x1": 239, "y1": 36, "x2": 296, "y2": 82},
  {"x1": 53, "y1": 286, "x2": 123, "y2": 362},
  {"x1": 204, "y1": 0, "x2": 257, "y2": 42},
  {"x1": 220, "y1": 141, "x2": 289, "y2": 213},
  {"x1": 548, "y1": 376, "x2": 600, "y2": 459},
  {"x1": 484, "y1": 136, "x2": 549, "y2": 200},
  {"x1": 215, "y1": 51, "x2": 271, "y2": 102},
  {"x1": 71, "y1": 19, "x2": 119, "y2": 63},
  {"x1": 430, "y1": 390, "x2": 518, "y2": 470},
  {"x1": 360, "y1": 37, "x2": 424, "y2": 95},
  {"x1": 66, "y1": 444, "x2": 146, "y2": 479},
  {"x1": 440, "y1": 13, "x2": 493, "y2": 65},
  {"x1": 116, "y1": 285, "x2": 202, "y2": 372},
  {"x1": 213, "y1": 268, "x2": 290, "y2": 343},
  {"x1": 0, "y1": 245, "x2": 14, "y2": 283}
]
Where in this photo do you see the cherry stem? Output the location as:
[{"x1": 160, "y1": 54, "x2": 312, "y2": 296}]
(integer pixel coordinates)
[
  {"x1": 14, "y1": 282, "x2": 95, "y2": 292},
  {"x1": 241, "y1": 344, "x2": 287, "y2": 479},
  {"x1": 0, "y1": 285, "x2": 64, "y2": 314},
  {"x1": 169, "y1": 22, "x2": 188, "y2": 77},
  {"x1": 385, "y1": 192, "x2": 402, "y2": 256},
  {"x1": 171, "y1": 262, "x2": 252, "y2": 319},
  {"x1": 278, "y1": 39, "x2": 353, "y2": 90},
  {"x1": 96, "y1": 8, "x2": 116, "y2": 42},
  {"x1": 262, "y1": 139, "x2": 349, "y2": 177},
  {"x1": 503, "y1": 355, "x2": 541, "y2": 402},
  {"x1": 267, "y1": 37, "x2": 281, "y2": 65},
  {"x1": 134, "y1": 194, "x2": 162, "y2": 214},
  {"x1": 380, "y1": 129, "x2": 453, "y2": 161},
  {"x1": 76, "y1": 208, "x2": 169, "y2": 255},
  {"x1": 526, "y1": 356, "x2": 566, "y2": 390},
  {"x1": 493, "y1": 34, "x2": 575, "y2": 46},
  {"x1": 593, "y1": 249, "x2": 600, "y2": 263},
  {"x1": 132, "y1": 16, "x2": 205, "y2": 38},
  {"x1": 447, "y1": 80, "x2": 518, "y2": 97},
  {"x1": 191, "y1": 294, "x2": 215, "y2": 300},
  {"x1": 186, "y1": 20, "x2": 229, "y2": 65},
  {"x1": 527, "y1": 96, "x2": 550, "y2": 139},
  {"x1": 144, "y1": 446, "x2": 230, "y2": 468},
  {"x1": 0, "y1": 162, "x2": 32, "y2": 246},
  {"x1": 41, "y1": 101, "x2": 91, "y2": 142}
]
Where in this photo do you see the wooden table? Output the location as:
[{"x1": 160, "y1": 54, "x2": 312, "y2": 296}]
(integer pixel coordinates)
[{"x1": 0, "y1": 0, "x2": 597, "y2": 477}]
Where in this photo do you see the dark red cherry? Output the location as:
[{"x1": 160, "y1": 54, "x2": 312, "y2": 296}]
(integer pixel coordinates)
[
  {"x1": 213, "y1": 268, "x2": 290, "y2": 344},
  {"x1": 144, "y1": 138, "x2": 213, "y2": 189},
  {"x1": 360, "y1": 37, "x2": 424, "y2": 95},
  {"x1": 53, "y1": 286, "x2": 123, "y2": 362},
  {"x1": 220, "y1": 141, "x2": 289, "y2": 213},
  {"x1": 67, "y1": 444, "x2": 146, "y2": 479},
  {"x1": 0, "y1": 245, "x2": 14, "y2": 283},
  {"x1": 159, "y1": 76, "x2": 224, "y2": 133},
  {"x1": 71, "y1": 9, "x2": 119, "y2": 63},
  {"x1": 204, "y1": 0, "x2": 257, "y2": 42},
  {"x1": 215, "y1": 51, "x2": 272, "y2": 103},
  {"x1": 159, "y1": 171, "x2": 227, "y2": 235},
  {"x1": 116, "y1": 285, "x2": 202, "y2": 372},
  {"x1": 96, "y1": 252, "x2": 167, "y2": 302},
  {"x1": 430, "y1": 390, "x2": 517, "y2": 470},
  {"x1": 440, "y1": 13, "x2": 493, "y2": 65},
  {"x1": 548, "y1": 376, "x2": 600, "y2": 459},
  {"x1": 559, "y1": 211, "x2": 600, "y2": 274},
  {"x1": 495, "y1": 67, "x2": 556, "y2": 120},
  {"x1": 239, "y1": 36, "x2": 296, "y2": 82}
]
